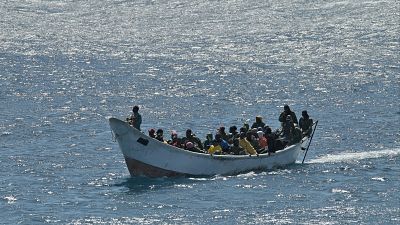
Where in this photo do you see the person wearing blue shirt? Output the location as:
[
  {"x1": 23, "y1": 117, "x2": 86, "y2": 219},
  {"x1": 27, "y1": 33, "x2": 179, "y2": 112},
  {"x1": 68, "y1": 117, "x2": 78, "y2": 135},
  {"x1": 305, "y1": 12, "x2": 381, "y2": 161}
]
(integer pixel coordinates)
[{"x1": 214, "y1": 133, "x2": 230, "y2": 153}]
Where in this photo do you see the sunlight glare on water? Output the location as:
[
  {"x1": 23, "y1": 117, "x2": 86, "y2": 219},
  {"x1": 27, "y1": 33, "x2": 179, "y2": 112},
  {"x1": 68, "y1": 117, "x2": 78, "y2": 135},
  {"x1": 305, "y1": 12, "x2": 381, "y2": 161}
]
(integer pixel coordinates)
[{"x1": 0, "y1": 0, "x2": 399, "y2": 224}]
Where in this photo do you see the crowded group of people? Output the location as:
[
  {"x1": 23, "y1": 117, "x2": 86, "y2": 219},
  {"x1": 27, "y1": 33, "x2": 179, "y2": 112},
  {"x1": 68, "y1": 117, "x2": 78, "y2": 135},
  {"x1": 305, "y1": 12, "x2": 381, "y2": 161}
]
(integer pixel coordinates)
[{"x1": 127, "y1": 105, "x2": 314, "y2": 156}]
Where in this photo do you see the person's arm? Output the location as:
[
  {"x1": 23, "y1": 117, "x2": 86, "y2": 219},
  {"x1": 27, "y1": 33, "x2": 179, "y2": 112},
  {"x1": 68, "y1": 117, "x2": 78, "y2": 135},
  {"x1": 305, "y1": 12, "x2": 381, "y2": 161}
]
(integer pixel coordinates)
[{"x1": 279, "y1": 112, "x2": 286, "y2": 122}]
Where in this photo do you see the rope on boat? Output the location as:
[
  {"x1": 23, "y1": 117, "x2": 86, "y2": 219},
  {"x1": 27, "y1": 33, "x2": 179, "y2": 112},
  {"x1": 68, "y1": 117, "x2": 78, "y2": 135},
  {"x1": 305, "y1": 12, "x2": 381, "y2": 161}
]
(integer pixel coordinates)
[{"x1": 302, "y1": 120, "x2": 319, "y2": 164}]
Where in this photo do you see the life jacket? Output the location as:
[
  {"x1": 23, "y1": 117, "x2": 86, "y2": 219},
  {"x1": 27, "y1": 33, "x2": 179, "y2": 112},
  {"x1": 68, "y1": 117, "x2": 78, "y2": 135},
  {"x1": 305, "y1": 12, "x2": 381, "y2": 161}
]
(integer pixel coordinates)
[{"x1": 208, "y1": 145, "x2": 222, "y2": 154}]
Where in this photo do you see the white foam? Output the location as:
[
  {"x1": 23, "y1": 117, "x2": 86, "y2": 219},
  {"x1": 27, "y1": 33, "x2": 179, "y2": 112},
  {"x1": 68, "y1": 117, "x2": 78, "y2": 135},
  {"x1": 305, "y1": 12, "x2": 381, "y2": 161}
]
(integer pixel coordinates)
[
  {"x1": 307, "y1": 148, "x2": 400, "y2": 164},
  {"x1": 371, "y1": 177, "x2": 386, "y2": 182},
  {"x1": 332, "y1": 188, "x2": 350, "y2": 193},
  {"x1": 4, "y1": 196, "x2": 17, "y2": 204}
]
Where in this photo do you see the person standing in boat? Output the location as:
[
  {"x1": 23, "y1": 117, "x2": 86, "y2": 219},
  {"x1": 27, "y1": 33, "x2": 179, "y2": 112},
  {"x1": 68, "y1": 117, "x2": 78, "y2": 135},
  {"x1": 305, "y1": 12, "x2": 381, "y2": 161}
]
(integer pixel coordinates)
[
  {"x1": 281, "y1": 115, "x2": 295, "y2": 141},
  {"x1": 299, "y1": 110, "x2": 313, "y2": 137},
  {"x1": 279, "y1": 104, "x2": 298, "y2": 125},
  {"x1": 281, "y1": 115, "x2": 302, "y2": 145},
  {"x1": 127, "y1": 105, "x2": 142, "y2": 130}
]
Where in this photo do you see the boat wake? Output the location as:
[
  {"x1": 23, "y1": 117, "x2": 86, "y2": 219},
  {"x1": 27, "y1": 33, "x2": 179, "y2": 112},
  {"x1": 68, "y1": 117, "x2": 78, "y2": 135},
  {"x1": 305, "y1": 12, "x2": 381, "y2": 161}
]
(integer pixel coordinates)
[{"x1": 307, "y1": 148, "x2": 400, "y2": 164}]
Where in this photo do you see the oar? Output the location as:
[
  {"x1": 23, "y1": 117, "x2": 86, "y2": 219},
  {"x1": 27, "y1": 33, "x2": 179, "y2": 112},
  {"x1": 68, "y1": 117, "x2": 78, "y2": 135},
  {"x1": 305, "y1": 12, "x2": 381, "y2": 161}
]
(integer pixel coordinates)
[{"x1": 302, "y1": 120, "x2": 318, "y2": 164}]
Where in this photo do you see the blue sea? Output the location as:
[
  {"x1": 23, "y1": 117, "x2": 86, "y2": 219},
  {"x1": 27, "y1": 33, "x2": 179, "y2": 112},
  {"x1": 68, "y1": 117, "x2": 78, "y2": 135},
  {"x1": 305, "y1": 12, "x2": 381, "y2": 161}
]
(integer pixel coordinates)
[{"x1": 1, "y1": 0, "x2": 399, "y2": 224}]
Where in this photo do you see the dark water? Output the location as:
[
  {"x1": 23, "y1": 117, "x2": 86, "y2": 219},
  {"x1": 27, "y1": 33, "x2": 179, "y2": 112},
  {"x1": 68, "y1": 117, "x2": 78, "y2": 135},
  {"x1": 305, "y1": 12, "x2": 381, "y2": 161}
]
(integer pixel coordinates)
[{"x1": 1, "y1": 0, "x2": 399, "y2": 224}]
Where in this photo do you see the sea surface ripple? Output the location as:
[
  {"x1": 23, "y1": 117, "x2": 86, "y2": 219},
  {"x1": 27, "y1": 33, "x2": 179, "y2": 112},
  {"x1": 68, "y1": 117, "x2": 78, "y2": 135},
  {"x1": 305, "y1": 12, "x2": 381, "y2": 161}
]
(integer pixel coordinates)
[{"x1": 0, "y1": 0, "x2": 399, "y2": 224}]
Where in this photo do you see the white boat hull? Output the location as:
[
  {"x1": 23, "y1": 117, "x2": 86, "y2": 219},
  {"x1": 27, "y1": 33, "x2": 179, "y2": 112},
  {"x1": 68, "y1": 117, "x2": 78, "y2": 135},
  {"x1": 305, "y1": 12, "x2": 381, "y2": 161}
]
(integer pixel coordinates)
[{"x1": 109, "y1": 118, "x2": 303, "y2": 177}]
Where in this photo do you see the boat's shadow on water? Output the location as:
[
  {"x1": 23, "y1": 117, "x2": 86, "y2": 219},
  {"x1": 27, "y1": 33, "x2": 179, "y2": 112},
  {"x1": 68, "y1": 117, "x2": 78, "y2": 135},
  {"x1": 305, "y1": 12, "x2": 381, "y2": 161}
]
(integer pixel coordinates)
[
  {"x1": 112, "y1": 166, "x2": 306, "y2": 193},
  {"x1": 113, "y1": 175, "x2": 211, "y2": 193}
]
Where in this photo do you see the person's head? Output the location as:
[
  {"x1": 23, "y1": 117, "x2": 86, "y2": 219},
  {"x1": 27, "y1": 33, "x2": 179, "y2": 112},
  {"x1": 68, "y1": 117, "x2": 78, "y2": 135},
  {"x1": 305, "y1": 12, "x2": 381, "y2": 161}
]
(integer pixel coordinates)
[
  {"x1": 156, "y1": 129, "x2": 163, "y2": 136},
  {"x1": 148, "y1": 128, "x2": 155, "y2": 137},
  {"x1": 229, "y1": 126, "x2": 237, "y2": 134},
  {"x1": 284, "y1": 104, "x2": 290, "y2": 113},
  {"x1": 264, "y1": 126, "x2": 272, "y2": 134},
  {"x1": 171, "y1": 131, "x2": 178, "y2": 140},
  {"x1": 256, "y1": 116, "x2": 263, "y2": 123},
  {"x1": 257, "y1": 131, "x2": 264, "y2": 138},
  {"x1": 218, "y1": 126, "x2": 225, "y2": 133},
  {"x1": 132, "y1": 105, "x2": 139, "y2": 113},
  {"x1": 206, "y1": 133, "x2": 213, "y2": 141},
  {"x1": 240, "y1": 132, "x2": 246, "y2": 139},
  {"x1": 186, "y1": 129, "x2": 193, "y2": 138},
  {"x1": 239, "y1": 127, "x2": 246, "y2": 133},
  {"x1": 186, "y1": 142, "x2": 194, "y2": 149},
  {"x1": 302, "y1": 110, "x2": 309, "y2": 118}
]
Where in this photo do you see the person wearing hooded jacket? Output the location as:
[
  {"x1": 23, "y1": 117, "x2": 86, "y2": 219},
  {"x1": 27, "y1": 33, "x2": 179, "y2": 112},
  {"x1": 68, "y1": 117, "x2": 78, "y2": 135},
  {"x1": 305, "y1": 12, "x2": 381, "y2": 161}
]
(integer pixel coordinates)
[
  {"x1": 279, "y1": 104, "x2": 298, "y2": 125},
  {"x1": 299, "y1": 110, "x2": 313, "y2": 137}
]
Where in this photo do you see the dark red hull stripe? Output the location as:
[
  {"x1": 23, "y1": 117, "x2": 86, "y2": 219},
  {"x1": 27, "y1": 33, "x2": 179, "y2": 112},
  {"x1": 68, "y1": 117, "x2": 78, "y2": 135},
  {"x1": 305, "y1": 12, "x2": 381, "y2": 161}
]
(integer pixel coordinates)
[{"x1": 124, "y1": 157, "x2": 184, "y2": 177}]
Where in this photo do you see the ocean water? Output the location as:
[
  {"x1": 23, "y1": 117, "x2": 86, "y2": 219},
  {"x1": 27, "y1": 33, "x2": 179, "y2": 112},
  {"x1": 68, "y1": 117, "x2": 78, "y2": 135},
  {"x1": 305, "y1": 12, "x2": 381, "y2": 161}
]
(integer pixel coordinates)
[{"x1": 1, "y1": 0, "x2": 399, "y2": 224}]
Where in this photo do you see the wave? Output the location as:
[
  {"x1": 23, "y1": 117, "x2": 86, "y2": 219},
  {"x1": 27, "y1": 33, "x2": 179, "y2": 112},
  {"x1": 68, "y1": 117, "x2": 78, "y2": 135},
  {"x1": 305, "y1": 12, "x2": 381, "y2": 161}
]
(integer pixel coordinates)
[{"x1": 307, "y1": 148, "x2": 400, "y2": 164}]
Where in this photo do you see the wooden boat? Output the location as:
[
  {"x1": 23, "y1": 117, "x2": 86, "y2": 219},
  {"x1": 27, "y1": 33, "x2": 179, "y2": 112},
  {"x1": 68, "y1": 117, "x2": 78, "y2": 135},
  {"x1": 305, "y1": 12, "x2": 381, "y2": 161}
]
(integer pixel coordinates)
[{"x1": 109, "y1": 118, "x2": 308, "y2": 177}]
